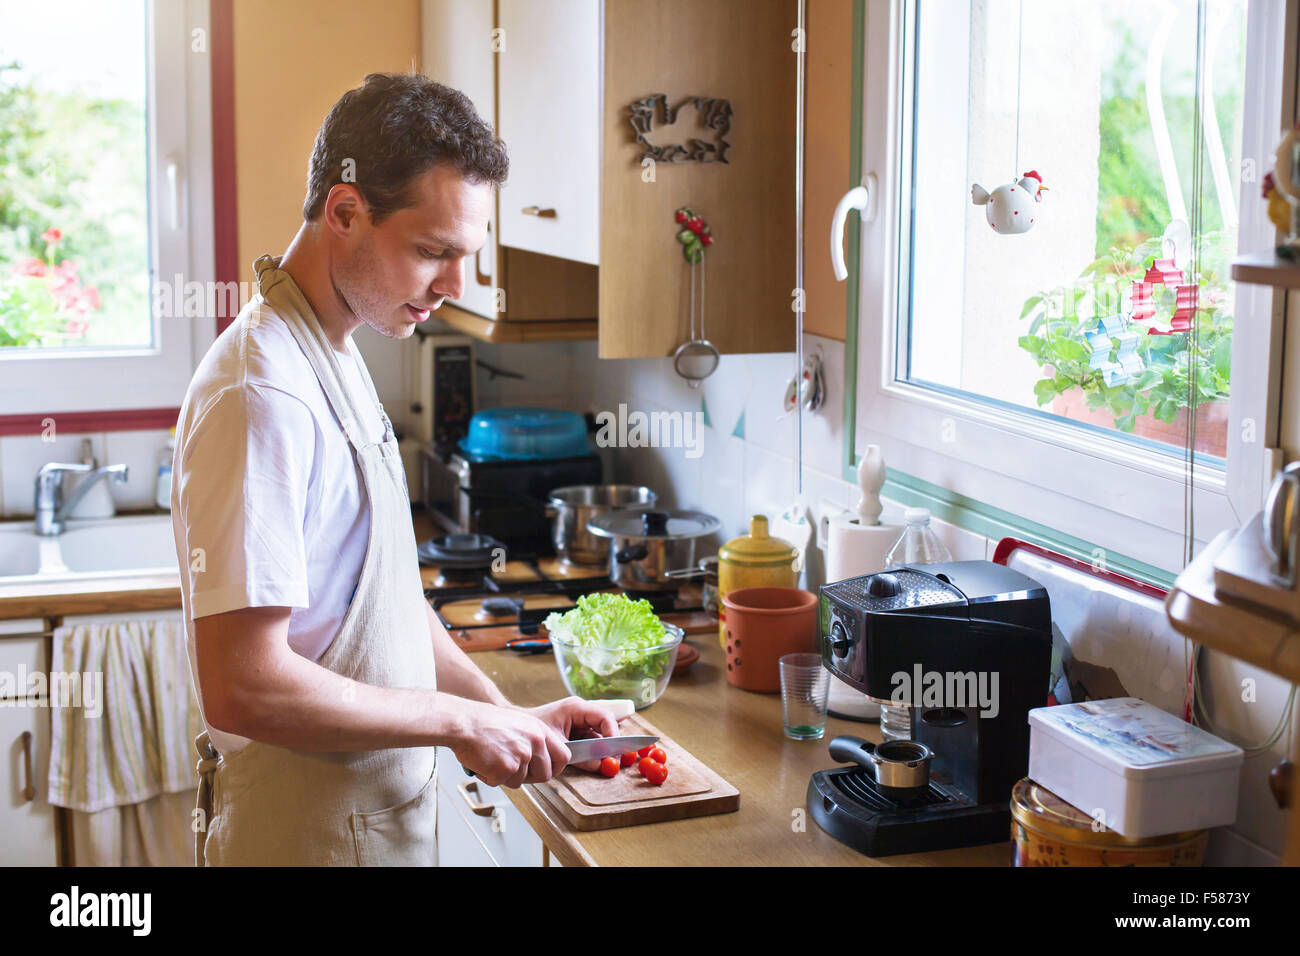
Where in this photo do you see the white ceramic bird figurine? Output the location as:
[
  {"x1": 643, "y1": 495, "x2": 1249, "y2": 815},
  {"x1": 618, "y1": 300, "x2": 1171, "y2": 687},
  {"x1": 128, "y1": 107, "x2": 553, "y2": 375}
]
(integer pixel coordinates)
[{"x1": 971, "y1": 170, "x2": 1047, "y2": 235}]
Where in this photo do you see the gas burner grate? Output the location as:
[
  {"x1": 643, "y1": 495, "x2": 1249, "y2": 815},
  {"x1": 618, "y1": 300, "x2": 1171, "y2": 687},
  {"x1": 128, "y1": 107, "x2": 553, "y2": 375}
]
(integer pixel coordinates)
[{"x1": 831, "y1": 769, "x2": 952, "y2": 813}]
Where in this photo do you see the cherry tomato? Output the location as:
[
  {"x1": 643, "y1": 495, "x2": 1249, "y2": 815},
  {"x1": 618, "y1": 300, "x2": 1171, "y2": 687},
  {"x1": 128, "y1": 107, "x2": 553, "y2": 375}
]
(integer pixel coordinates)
[
  {"x1": 675, "y1": 210, "x2": 688, "y2": 224},
  {"x1": 701, "y1": 234, "x2": 713, "y2": 247},
  {"x1": 620, "y1": 751, "x2": 638, "y2": 768},
  {"x1": 639, "y1": 757, "x2": 669, "y2": 786},
  {"x1": 599, "y1": 756, "x2": 619, "y2": 778},
  {"x1": 648, "y1": 746, "x2": 667, "y2": 765},
  {"x1": 637, "y1": 745, "x2": 655, "y2": 758}
]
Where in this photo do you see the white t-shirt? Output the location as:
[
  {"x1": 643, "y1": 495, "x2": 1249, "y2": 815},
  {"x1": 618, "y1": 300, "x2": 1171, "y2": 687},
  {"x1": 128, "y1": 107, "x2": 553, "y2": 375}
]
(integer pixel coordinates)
[{"x1": 171, "y1": 297, "x2": 387, "y2": 755}]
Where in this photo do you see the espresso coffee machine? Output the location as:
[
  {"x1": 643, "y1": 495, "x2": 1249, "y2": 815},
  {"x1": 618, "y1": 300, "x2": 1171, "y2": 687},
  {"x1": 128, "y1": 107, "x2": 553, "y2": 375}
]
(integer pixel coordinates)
[{"x1": 808, "y1": 560, "x2": 1051, "y2": 856}]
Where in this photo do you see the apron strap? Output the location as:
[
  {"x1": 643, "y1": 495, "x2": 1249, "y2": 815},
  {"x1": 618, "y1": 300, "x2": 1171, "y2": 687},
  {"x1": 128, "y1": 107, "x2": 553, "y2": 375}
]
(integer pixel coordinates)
[
  {"x1": 252, "y1": 254, "x2": 386, "y2": 453},
  {"x1": 194, "y1": 731, "x2": 221, "y2": 868}
]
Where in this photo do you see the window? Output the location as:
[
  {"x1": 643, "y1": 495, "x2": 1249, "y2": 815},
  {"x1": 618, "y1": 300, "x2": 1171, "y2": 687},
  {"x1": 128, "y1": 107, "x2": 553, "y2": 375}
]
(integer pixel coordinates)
[
  {"x1": 852, "y1": 0, "x2": 1288, "y2": 573},
  {"x1": 902, "y1": 0, "x2": 1245, "y2": 461},
  {"x1": 0, "y1": 0, "x2": 213, "y2": 414},
  {"x1": 0, "y1": 1, "x2": 152, "y2": 351}
]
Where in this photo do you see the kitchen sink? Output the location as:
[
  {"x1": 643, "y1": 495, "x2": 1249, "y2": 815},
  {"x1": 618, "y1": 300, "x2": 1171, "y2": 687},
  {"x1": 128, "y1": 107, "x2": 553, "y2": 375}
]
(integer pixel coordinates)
[
  {"x1": 0, "y1": 527, "x2": 44, "y2": 577},
  {"x1": 0, "y1": 515, "x2": 179, "y2": 583}
]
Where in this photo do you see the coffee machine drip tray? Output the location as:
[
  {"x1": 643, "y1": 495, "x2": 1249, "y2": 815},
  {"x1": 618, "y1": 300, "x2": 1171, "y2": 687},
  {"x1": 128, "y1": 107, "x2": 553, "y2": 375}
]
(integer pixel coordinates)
[{"x1": 808, "y1": 768, "x2": 1011, "y2": 858}]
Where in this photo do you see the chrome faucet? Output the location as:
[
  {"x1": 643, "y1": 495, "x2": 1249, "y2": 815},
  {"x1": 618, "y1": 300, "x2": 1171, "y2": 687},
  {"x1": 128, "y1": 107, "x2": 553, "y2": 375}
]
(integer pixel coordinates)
[{"x1": 33, "y1": 462, "x2": 129, "y2": 536}]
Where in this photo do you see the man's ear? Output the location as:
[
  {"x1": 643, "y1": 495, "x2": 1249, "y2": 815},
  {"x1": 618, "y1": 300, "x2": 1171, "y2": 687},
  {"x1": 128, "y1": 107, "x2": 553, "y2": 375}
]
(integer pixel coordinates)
[{"x1": 323, "y1": 183, "x2": 368, "y2": 236}]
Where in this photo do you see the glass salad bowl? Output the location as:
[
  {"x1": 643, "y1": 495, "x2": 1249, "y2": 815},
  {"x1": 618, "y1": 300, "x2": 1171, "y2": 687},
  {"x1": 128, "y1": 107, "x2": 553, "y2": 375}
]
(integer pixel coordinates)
[{"x1": 549, "y1": 622, "x2": 685, "y2": 710}]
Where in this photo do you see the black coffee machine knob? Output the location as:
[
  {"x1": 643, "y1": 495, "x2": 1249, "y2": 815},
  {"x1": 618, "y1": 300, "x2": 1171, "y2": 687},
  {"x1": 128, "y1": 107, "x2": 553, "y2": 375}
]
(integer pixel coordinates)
[
  {"x1": 867, "y1": 571, "x2": 901, "y2": 598},
  {"x1": 830, "y1": 621, "x2": 851, "y2": 658}
]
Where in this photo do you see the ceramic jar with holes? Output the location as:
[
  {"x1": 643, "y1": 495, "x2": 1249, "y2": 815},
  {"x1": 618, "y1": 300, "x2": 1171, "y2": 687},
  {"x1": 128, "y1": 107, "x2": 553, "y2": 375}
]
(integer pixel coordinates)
[
  {"x1": 720, "y1": 587, "x2": 819, "y2": 692},
  {"x1": 717, "y1": 515, "x2": 799, "y2": 649}
]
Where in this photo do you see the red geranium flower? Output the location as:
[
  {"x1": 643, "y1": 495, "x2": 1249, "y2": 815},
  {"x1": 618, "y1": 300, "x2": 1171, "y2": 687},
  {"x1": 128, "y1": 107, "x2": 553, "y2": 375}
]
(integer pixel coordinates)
[{"x1": 12, "y1": 257, "x2": 48, "y2": 278}]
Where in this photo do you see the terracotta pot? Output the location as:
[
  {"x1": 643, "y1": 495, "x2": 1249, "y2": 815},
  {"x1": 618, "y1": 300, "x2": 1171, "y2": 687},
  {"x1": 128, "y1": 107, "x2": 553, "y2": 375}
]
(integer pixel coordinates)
[
  {"x1": 1050, "y1": 387, "x2": 1228, "y2": 456},
  {"x1": 720, "y1": 587, "x2": 819, "y2": 693}
]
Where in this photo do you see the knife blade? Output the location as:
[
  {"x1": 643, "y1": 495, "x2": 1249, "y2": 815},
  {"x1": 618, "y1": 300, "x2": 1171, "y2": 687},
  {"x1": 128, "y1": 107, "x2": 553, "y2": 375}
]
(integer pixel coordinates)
[
  {"x1": 461, "y1": 734, "x2": 659, "y2": 776},
  {"x1": 566, "y1": 735, "x2": 659, "y2": 763}
]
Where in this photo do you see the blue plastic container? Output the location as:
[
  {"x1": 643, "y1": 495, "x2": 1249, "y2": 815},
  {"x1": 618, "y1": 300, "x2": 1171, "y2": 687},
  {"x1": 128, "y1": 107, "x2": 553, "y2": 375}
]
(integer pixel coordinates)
[{"x1": 459, "y1": 407, "x2": 591, "y2": 461}]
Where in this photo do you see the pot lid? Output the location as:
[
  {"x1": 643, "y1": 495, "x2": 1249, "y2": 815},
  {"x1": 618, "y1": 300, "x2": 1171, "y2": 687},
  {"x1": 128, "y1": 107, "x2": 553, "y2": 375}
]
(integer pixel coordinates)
[
  {"x1": 587, "y1": 508, "x2": 721, "y2": 541},
  {"x1": 719, "y1": 514, "x2": 798, "y2": 566}
]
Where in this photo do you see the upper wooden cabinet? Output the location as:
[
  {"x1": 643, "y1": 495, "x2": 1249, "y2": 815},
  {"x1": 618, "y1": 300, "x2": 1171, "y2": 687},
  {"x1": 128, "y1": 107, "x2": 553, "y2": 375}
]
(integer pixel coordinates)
[
  {"x1": 801, "y1": 0, "x2": 855, "y2": 343},
  {"x1": 420, "y1": 0, "x2": 797, "y2": 356},
  {"x1": 497, "y1": 0, "x2": 602, "y2": 265},
  {"x1": 599, "y1": 0, "x2": 796, "y2": 359},
  {"x1": 421, "y1": 0, "x2": 500, "y2": 321}
]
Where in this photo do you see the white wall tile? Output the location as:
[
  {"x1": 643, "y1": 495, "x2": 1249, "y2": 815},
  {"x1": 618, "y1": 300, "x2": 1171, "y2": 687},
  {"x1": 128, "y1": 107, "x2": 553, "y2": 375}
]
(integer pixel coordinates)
[
  {"x1": 741, "y1": 441, "x2": 796, "y2": 533},
  {"x1": 801, "y1": 334, "x2": 847, "y2": 479},
  {"x1": 695, "y1": 426, "x2": 747, "y2": 544},
  {"x1": 103, "y1": 429, "x2": 173, "y2": 511},
  {"x1": 740, "y1": 351, "x2": 798, "y2": 459},
  {"x1": 928, "y1": 515, "x2": 992, "y2": 562}
]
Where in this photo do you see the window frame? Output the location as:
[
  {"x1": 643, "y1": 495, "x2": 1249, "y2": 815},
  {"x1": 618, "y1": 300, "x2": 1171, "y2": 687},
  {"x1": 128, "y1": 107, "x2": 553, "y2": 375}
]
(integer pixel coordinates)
[
  {"x1": 849, "y1": 0, "x2": 1290, "y2": 576},
  {"x1": 0, "y1": 0, "x2": 215, "y2": 416}
]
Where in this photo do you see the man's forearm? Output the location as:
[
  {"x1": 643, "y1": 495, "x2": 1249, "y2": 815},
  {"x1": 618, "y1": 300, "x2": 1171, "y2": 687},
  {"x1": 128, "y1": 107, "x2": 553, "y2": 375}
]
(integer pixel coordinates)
[
  {"x1": 212, "y1": 644, "x2": 474, "y2": 752},
  {"x1": 426, "y1": 603, "x2": 513, "y2": 707}
]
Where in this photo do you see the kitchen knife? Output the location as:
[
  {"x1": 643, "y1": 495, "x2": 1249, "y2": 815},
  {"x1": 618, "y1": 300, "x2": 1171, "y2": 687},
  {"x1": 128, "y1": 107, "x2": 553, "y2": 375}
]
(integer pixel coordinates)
[
  {"x1": 567, "y1": 735, "x2": 658, "y2": 763},
  {"x1": 462, "y1": 735, "x2": 659, "y2": 776}
]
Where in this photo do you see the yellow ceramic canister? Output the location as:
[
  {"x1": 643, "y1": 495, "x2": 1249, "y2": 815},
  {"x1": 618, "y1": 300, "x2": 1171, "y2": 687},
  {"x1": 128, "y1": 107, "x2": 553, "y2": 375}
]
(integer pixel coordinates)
[
  {"x1": 717, "y1": 515, "x2": 799, "y2": 648},
  {"x1": 1010, "y1": 778, "x2": 1208, "y2": 867}
]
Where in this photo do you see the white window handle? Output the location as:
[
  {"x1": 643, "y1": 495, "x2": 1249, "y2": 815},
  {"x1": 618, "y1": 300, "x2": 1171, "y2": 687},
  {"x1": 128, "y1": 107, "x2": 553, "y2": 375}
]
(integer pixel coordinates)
[
  {"x1": 830, "y1": 176, "x2": 875, "y2": 281},
  {"x1": 165, "y1": 156, "x2": 185, "y2": 232}
]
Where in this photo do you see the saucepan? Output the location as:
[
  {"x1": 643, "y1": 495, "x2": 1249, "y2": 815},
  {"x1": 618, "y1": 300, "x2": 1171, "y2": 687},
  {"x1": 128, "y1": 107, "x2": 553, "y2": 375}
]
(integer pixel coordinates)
[
  {"x1": 546, "y1": 484, "x2": 657, "y2": 566},
  {"x1": 586, "y1": 508, "x2": 721, "y2": 591}
]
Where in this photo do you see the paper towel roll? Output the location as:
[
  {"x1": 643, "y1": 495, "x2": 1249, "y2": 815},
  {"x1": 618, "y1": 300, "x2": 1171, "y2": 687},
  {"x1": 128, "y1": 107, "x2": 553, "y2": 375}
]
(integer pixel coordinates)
[{"x1": 826, "y1": 514, "x2": 901, "y2": 583}]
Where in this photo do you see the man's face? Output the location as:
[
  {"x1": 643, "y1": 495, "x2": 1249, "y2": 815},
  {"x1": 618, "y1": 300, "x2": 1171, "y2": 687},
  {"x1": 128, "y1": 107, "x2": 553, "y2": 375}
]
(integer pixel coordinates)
[{"x1": 332, "y1": 163, "x2": 492, "y2": 339}]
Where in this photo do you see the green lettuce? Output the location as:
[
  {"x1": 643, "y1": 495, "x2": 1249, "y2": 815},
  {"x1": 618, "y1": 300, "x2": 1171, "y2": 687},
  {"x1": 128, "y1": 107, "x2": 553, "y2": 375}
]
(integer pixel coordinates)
[{"x1": 545, "y1": 593, "x2": 673, "y2": 705}]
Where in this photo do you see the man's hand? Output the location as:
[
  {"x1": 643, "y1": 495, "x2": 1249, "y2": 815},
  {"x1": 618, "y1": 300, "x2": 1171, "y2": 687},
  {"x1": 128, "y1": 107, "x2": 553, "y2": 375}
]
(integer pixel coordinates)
[
  {"x1": 451, "y1": 699, "x2": 575, "y2": 788},
  {"x1": 522, "y1": 697, "x2": 621, "y2": 773}
]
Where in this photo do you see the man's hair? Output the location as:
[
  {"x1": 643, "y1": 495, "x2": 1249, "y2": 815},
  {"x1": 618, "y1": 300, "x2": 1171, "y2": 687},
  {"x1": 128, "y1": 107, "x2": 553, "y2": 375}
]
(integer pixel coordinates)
[{"x1": 303, "y1": 72, "x2": 508, "y2": 223}]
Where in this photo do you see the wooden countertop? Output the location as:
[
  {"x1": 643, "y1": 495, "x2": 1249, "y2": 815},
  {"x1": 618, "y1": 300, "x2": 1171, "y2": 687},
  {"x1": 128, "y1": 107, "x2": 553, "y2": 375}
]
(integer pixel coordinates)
[
  {"x1": 479, "y1": 636, "x2": 1011, "y2": 867},
  {"x1": 0, "y1": 571, "x2": 181, "y2": 620}
]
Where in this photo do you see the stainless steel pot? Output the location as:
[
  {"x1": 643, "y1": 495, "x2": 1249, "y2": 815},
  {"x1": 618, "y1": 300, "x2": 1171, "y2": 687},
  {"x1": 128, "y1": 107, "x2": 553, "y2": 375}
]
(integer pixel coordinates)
[
  {"x1": 587, "y1": 508, "x2": 721, "y2": 591},
  {"x1": 547, "y1": 485, "x2": 657, "y2": 566}
]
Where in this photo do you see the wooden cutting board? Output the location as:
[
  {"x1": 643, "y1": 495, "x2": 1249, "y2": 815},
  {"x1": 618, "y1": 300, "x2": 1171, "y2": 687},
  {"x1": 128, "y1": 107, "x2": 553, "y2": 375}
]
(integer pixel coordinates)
[{"x1": 530, "y1": 714, "x2": 739, "y2": 830}]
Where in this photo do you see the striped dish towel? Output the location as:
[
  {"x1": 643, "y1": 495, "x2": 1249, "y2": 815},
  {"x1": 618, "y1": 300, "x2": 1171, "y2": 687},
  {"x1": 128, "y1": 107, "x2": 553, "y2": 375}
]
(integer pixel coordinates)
[{"x1": 47, "y1": 617, "x2": 202, "y2": 813}]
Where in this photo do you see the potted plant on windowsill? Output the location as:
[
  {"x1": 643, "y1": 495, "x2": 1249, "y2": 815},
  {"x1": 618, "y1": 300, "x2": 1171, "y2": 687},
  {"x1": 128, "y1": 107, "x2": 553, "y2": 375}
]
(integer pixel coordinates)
[
  {"x1": 1017, "y1": 231, "x2": 1233, "y2": 457},
  {"x1": 0, "y1": 227, "x2": 100, "y2": 348}
]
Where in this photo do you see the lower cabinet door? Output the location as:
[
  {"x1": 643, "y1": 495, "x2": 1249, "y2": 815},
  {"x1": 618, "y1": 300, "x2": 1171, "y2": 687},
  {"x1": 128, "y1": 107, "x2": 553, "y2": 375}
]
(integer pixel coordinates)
[
  {"x1": 0, "y1": 704, "x2": 57, "y2": 866},
  {"x1": 435, "y1": 748, "x2": 545, "y2": 867}
]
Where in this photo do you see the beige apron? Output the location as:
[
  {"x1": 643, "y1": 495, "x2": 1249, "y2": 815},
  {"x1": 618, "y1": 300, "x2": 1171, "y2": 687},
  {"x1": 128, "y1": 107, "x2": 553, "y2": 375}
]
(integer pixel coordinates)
[{"x1": 193, "y1": 254, "x2": 439, "y2": 866}]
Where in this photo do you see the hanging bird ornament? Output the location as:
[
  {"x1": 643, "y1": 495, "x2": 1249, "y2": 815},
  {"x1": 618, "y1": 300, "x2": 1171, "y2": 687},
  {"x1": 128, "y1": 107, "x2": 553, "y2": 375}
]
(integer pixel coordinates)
[{"x1": 971, "y1": 170, "x2": 1047, "y2": 235}]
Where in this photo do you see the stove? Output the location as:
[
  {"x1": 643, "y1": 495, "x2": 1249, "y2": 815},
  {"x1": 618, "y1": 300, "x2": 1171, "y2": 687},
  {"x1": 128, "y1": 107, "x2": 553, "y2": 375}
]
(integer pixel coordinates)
[{"x1": 420, "y1": 550, "x2": 713, "y2": 651}]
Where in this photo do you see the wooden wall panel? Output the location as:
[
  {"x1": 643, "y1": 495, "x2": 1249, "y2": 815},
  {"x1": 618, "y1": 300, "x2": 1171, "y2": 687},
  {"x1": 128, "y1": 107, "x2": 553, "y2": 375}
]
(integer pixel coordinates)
[{"x1": 802, "y1": 0, "x2": 854, "y2": 342}]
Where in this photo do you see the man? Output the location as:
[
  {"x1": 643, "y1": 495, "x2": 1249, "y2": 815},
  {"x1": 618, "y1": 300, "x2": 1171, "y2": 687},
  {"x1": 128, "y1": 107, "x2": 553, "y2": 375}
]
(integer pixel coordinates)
[{"x1": 172, "y1": 73, "x2": 615, "y2": 866}]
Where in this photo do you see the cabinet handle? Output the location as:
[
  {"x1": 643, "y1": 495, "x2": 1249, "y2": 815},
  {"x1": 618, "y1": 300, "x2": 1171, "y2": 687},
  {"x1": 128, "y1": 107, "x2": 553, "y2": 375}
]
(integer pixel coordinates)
[
  {"x1": 521, "y1": 206, "x2": 557, "y2": 218},
  {"x1": 456, "y1": 778, "x2": 502, "y2": 818},
  {"x1": 20, "y1": 731, "x2": 35, "y2": 803}
]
